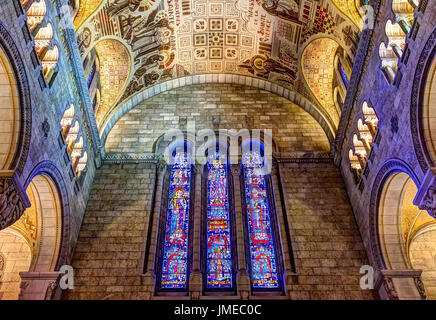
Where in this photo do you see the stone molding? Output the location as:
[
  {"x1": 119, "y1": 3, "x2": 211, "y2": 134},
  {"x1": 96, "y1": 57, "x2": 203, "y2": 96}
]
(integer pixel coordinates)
[
  {"x1": 410, "y1": 25, "x2": 436, "y2": 173},
  {"x1": 24, "y1": 160, "x2": 72, "y2": 269},
  {"x1": 19, "y1": 271, "x2": 61, "y2": 300},
  {"x1": 103, "y1": 152, "x2": 333, "y2": 165},
  {"x1": 368, "y1": 159, "x2": 420, "y2": 270},
  {"x1": 0, "y1": 21, "x2": 32, "y2": 175}
]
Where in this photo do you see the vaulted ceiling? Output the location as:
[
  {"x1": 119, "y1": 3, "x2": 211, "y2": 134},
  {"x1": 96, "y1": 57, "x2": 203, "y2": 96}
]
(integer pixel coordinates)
[{"x1": 74, "y1": 0, "x2": 362, "y2": 133}]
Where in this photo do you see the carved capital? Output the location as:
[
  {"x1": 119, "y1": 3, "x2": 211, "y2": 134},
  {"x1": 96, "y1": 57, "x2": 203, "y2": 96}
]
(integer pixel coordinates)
[
  {"x1": 44, "y1": 279, "x2": 59, "y2": 300},
  {"x1": 237, "y1": 268, "x2": 251, "y2": 299},
  {"x1": 414, "y1": 168, "x2": 436, "y2": 219},
  {"x1": 376, "y1": 269, "x2": 426, "y2": 300},
  {"x1": 189, "y1": 270, "x2": 202, "y2": 300},
  {"x1": 0, "y1": 171, "x2": 30, "y2": 230},
  {"x1": 230, "y1": 164, "x2": 241, "y2": 176}
]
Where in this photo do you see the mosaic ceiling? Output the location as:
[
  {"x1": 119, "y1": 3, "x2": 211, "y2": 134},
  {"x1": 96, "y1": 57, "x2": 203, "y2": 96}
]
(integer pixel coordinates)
[
  {"x1": 302, "y1": 37, "x2": 339, "y2": 125},
  {"x1": 74, "y1": 0, "x2": 361, "y2": 131},
  {"x1": 94, "y1": 39, "x2": 131, "y2": 125}
]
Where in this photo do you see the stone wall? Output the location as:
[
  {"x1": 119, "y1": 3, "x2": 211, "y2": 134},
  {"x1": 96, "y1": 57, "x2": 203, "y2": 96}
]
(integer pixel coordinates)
[
  {"x1": 65, "y1": 83, "x2": 376, "y2": 299},
  {"x1": 64, "y1": 159, "x2": 376, "y2": 299},
  {"x1": 105, "y1": 84, "x2": 330, "y2": 155},
  {"x1": 63, "y1": 163, "x2": 156, "y2": 300},
  {"x1": 281, "y1": 162, "x2": 375, "y2": 300}
]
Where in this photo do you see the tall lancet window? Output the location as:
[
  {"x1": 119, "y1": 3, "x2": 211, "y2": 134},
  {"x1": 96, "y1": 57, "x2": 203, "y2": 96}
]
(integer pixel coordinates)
[
  {"x1": 160, "y1": 150, "x2": 193, "y2": 290},
  {"x1": 338, "y1": 60, "x2": 349, "y2": 88},
  {"x1": 242, "y1": 144, "x2": 281, "y2": 290},
  {"x1": 205, "y1": 150, "x2": 234, "y2": 289}
]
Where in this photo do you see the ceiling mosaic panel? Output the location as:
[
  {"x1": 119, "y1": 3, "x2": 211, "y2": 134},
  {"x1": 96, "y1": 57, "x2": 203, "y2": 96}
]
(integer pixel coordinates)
[
  {"x1": 331, "y1": 0, "x2": 363, "y2": 30},
  {"x1": 76, "y1": 0, "x2": 360, "y2": 129},
  {"x1": 94, "y1": 39, "x2": 131, "y2": 126},
  {"x1": 302, "y1": 37, "x2": 339, "y2": 125},
  {"x1": 73, "y1": 0, "x2": 104, "y2": 30}
]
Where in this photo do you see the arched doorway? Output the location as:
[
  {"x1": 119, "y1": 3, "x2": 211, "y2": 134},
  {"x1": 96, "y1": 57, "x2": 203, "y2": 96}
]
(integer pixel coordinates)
[
  {"x1": 0, "y1": 174, "x2": 62, "y2": 300},
  {"x1": 0, "y1": 44, "x2": 20, "y2": 170},
  {"x1": 409, "y1": 225, "x2": 436, "y2": 299},
  {"x1": 422, "y1": 55, "x2": 436, "y2": 164},
  {"x1": 378, "y1": 172, "x2": 436, "y2": 299}
]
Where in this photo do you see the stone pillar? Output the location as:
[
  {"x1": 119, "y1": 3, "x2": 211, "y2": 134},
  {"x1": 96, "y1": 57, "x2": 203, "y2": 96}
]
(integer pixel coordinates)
[
  {"x1": 19, "y1": 271, "x2": 62, "y2": 300},
  {"x1": 413, "y1": 167, "x2": 436, "y2": 218},
  {"x1": 189, "y1": 164, "x2": 203, "y2": 299},
  {"x1": 142, "y1": 160, "x2": 165, "y2": 293},
  {"x1": 0, "y1": 170, "x2": 30, "y2": 230},
  {"x1": 375, "y1": 270, "x2": 426, "y2": 300},
  {"x1": 231, "y1": 164, "x2": 250, "y2": 299}
]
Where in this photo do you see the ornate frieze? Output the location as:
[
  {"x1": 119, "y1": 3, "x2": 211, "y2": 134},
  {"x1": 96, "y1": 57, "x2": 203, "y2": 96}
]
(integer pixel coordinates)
[
  {"x1": 0, "y1": 171, "x2": 30, "y2": 230},
  {"x1": 414, "y1": 167, "x2": 436, "y2": 219}
]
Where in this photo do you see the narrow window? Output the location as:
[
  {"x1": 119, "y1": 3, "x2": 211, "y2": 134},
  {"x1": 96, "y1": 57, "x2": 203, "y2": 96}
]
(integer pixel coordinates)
[
  {"x1": 206, "y1": 150, "x2": 233, "y2": 289},
  {"x1": 338, "y1": 60, "x2": 349, "y2": 88},
  {"x1": 87, "y1": 61, "x2": 96, "y2": 88},
  {"x1": 160, "y1": 151, "x2": 193, "y2": 289},
  {"x1": 242, "y1": 147, "x2": 280, "y2": 290}
]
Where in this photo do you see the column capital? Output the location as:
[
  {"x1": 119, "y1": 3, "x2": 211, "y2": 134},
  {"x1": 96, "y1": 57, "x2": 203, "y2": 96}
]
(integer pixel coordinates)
[
  {"x1": 236, "y1": 268, "x2": 250, "y2": 300},
  {"x1": 189, "y1": 270, "x2": 202, "y2": 300},
  {"x1": 414, "y1": 167, "x2": 436, "y2": 218},
  {"x1": 375, "y1": 269, "x2": 426, "y2": 300},
  {"x1": 19, "y1": 271, "x2": 62, "y2": 300},
  {"x1": 0, "y1": 170, "x2": 30, "y2": 230}
]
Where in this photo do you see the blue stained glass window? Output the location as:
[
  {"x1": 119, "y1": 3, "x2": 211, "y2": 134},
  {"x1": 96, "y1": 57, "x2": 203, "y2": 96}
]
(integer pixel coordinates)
[
  {"x1": 338, "y1": 61, "x2": 349, "y2": 88},
  {"x1": 160, "y1": 151, "x2": 192, "y2": 289},
  {"x1": 242, "y1": 150, "x2": 280, "y2": 289},
  {"x1": 206, "y1": 151, "x2": 233, "y2": 288}
]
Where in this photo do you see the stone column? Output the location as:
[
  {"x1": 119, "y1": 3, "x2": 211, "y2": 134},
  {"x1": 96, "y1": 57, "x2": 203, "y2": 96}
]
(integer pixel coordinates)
[
  {"x1": 375, "y1": 270, "x2": 426, "y2": 300},
  {"x1": 0, "y1": 170, "x2": 30, "y2": 230},
  {"x1": 273, "y1": 161, "x2": 298, "y2": 297},
  {"x1": 413, "y1": 167, "x2": 436, "y2": 218},
  {"x1": 189, "y1": 164, "x2": 203, "y2": 300},
  {"x1": 19, "y1": 271, "x2": 62, "y2": 300},
  {"x1": 141, "y1": 160, "x2": 165, "y2": 298},
  {"x1": 231, "y1": 164, "x2": 250, "y2": 299}
]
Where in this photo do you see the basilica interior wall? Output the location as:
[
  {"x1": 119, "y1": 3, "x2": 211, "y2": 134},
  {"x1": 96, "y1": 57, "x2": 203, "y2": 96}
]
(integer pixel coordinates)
[
  {"x1": 0, "y1": 0, "x2": 99, "y2": 279},
  {"x1": 64, "y1": 83, "x2": 375, "y2": 299},
  {"x1": 105, "y1": 84, "x2": 331, "y2": 155}
]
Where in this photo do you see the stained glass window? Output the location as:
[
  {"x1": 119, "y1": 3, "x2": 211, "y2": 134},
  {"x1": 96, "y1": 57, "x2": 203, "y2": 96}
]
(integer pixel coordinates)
[
  {"x1": 242, "y1": 150, "x2": 280, "y2": 289},
  {"x1": 338, "y1": 61, "x2": 349, "y2": 88},
  {"x1": 206, "y1": 150, "x2": 233, "y2": 289},
  {"x1": 160, "y1": 151, "x2": 192, "y2": 289}
]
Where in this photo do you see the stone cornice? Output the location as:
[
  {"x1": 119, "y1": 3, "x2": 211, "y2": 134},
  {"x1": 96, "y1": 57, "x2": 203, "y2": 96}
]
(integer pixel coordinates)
[
  {"x1": 103, "y1": 152, "x2": 333, "y2": 165},
  {"x1": 103, "y1": 153, "x2": 159, "y2": 164}
]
